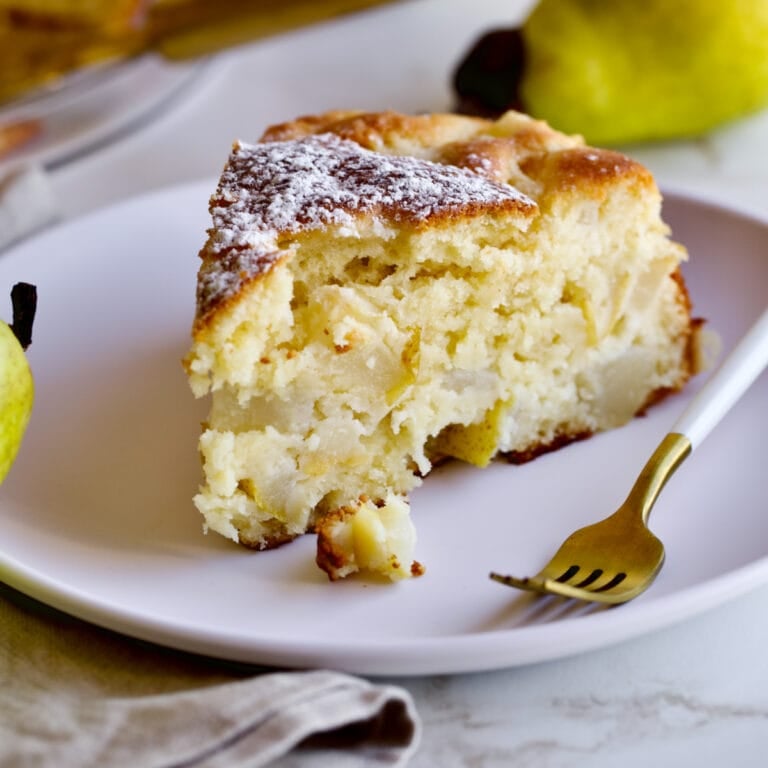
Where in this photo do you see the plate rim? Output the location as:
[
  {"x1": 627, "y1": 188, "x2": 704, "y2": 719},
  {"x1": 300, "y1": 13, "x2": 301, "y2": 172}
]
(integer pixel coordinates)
[{"x1": 3, "y1": 544, "x2": 768, "y2": 676}]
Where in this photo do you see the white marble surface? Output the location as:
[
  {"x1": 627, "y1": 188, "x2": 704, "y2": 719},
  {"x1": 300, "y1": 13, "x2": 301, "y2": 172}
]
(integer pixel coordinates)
[
  {"x1": 401, "y1": 585, "x2": 768, "y2": 766},
  {"x1": 12, "y1": 0, "x2": 768, "y2": 764}
]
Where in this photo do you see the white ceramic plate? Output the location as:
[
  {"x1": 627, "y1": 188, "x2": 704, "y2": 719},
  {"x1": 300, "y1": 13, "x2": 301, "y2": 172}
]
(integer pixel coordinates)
[
  {"x1": 0, "y1": 184, "x2": 765, "y2": 676},
  {"x1": 0, "y1": 55, "x2": 205, "y2": 172}
]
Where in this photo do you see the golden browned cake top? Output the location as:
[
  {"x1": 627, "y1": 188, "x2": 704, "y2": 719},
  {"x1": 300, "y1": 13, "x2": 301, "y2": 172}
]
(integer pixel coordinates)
[
  {"x1": 195, "y1": 129, "x2": 537, "y2": 329},
  {"x1": 194, "y1": 110, "x2": 655, "y2": 333}
]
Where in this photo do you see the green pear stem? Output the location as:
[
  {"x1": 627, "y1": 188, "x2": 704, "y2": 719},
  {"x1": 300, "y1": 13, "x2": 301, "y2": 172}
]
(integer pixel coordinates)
[{"x1": 10, "y1": 282, "x2": 37, "y2": 350}]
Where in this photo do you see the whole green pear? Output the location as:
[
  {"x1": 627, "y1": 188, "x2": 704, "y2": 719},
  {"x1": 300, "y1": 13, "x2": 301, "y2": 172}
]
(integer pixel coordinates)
[
  {"x1": 521, "y1": 0, "x2": 768, "y2": 144},
  {"x1": 0, "y1": 288, "x2": 35, "y2": 484}
]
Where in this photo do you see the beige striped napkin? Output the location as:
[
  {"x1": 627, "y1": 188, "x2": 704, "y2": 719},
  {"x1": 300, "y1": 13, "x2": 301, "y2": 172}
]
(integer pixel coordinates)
[{"x1": 0, "y1": 583, "x2": 420, "y2": 767}]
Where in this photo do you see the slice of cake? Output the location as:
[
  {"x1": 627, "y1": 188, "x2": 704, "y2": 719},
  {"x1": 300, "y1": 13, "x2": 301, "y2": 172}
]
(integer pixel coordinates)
[{"x1": 184, "y1": 109, "x2": 700, "y2": 581}]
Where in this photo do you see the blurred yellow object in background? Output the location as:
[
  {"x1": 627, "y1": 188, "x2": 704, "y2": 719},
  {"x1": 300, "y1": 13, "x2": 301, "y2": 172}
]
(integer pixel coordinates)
[
  {"x1": 0, "y1": 0, "x2": 400, "y2": 106},
  {"x1": 1, "y1": 0, "x2": 148, "y2": 31},
  {"x1": 456, "y1": 0, "x2": 768, "y2": 145},
  {"x1": 0, "y1": 0, "x2": 147, "y2": 105},
  {"x1": 523, "y1": 0, "x2": 768, "y2": 144}
]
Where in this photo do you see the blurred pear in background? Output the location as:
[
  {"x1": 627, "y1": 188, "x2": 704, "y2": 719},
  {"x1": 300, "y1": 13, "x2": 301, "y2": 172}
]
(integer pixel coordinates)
[{"x1": 456, "y1": 0, "x2": 768, "y2": 145}]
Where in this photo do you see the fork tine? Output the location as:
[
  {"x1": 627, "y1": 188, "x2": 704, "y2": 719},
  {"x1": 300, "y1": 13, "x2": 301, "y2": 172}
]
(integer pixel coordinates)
[
  {"x1": 489, "y1": 572, "x2": 539, "y2": 591},
  {"x1": 592, "y1": 572, "x2": 629, "y2": 592},
  {"x1": 540, "y1": 578, "x2": 628, "y2": 604},
  {"x1": 489, "y1": 569, "x2": 641, "y2": 604}
]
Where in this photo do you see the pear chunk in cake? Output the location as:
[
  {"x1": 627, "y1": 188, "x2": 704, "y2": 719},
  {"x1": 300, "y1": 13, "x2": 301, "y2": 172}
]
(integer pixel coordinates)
[{"x1": 184, "y1": 110, "x2": 699, "y2": 581}]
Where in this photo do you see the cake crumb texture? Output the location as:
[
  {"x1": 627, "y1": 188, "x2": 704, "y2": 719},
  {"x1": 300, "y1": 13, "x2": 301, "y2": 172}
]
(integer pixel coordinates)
[{"x1": 184, "y1": 109, "x2": 699, "y2": 581}]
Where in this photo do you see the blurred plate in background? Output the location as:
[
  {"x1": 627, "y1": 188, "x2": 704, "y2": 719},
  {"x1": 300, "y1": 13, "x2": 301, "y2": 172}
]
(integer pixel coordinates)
[{"x1": 0, "y1": 54, "x2": 207, "y2": 173}]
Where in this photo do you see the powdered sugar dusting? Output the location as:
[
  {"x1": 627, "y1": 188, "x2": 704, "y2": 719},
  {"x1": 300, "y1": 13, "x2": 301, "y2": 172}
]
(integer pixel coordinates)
[{"x1": 196, "y1": 133, "x2": 535, "y2": 322}]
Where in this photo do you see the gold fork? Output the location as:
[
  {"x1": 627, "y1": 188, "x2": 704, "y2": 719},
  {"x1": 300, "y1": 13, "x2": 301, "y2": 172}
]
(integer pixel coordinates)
[{"x1": 491, "y1": 306, "x2": 768, "y2": 605}]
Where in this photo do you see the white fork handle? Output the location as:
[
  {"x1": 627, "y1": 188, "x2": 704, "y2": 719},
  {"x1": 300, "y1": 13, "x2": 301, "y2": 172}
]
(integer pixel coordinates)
[{"x1": 673, "y1": 306, "x2": 768, "y2": 450}]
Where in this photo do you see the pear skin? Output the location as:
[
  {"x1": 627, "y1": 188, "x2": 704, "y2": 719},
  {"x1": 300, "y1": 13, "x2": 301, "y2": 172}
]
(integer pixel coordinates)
[
  {"x1": 0, "y1": 320, "x2": 34, "y2": 483},
  {"x1": 521, "y1": 0, "x2": 768, "y2": 144}
]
